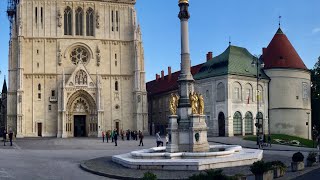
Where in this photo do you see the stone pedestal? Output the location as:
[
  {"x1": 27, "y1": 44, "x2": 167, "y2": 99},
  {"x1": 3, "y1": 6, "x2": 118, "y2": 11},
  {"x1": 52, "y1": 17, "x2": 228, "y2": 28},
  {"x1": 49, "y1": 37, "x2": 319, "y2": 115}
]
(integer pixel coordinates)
[{"x1": 166, "y1": 115, "x2": 179, "y2": 153}]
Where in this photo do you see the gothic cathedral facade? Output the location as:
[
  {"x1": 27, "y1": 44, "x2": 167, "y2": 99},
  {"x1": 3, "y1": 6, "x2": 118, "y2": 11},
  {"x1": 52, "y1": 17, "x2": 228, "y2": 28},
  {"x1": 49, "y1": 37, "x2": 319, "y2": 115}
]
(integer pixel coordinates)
[{"x1": 7, "y1": 0, "x2": 148, "y2": 138}]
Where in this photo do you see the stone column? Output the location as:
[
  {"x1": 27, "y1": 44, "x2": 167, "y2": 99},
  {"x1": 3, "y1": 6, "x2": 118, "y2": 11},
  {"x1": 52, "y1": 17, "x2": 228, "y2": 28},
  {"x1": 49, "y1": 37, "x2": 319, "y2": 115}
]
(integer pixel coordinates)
[{"x1": 166, "y1": 115, "x2": 179, "y2": 153}]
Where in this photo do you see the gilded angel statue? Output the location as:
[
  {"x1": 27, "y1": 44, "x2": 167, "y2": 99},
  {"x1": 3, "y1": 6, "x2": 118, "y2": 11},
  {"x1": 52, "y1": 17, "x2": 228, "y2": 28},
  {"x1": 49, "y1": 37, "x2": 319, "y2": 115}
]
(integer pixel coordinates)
[
  {"x1": 198, "y1": 94, "x2": 204, "y2": 115},
  {"x1": 189, "y1": 92, "x2": 199, "y2": 114},
  {"x1": 169, "y1": 93, "x2": 179, "y2": 115}
]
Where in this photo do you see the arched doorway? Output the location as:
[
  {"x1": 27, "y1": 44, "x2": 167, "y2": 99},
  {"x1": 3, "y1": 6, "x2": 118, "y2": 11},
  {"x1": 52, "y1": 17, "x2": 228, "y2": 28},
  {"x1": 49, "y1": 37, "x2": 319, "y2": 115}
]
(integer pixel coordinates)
[
  {"x1": 245, "y1": 112, "x2": 253, "y2": 135},
  {"x1": 233, "y1": 111, "x2": 242, "y2": 136},
  {"x1": 218, "y1": 112, "x2": 225, "y2": 136},
  {"x1": 66, "y1": 90, "x2": 97, "y2": 137}
]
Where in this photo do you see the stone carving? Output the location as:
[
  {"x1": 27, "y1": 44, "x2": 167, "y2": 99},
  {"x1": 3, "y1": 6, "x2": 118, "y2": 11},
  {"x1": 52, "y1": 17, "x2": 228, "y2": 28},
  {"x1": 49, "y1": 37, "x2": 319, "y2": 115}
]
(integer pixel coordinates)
[
  {"x1": 169, "y1": 93, "x2": 179, "y2": 115},
  {"x1": 57, "y1": 10, "x2": 62, "y2": 27},
  {"x1": 57, "y1": 46, "x2": 62, "y2": 65},
  {"x1": 96, "y1": 11, "x2": 100, "y2": 29},
  {"x1": 189, "y1": 92, "x2": 198, "y2": 114},
  {"x1": 75, "y1": 70, "x2": 88, "y2": 85},
  {"x1": 96, "y1": 46, "x2": 101, "y2": 66}
]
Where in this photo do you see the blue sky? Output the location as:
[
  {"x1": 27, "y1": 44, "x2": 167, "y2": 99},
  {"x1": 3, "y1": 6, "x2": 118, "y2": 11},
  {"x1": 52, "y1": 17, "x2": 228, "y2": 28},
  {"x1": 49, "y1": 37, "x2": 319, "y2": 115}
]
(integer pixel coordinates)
[{"x1": 0, "y1": 0, "x2": 319, "y2": 86}]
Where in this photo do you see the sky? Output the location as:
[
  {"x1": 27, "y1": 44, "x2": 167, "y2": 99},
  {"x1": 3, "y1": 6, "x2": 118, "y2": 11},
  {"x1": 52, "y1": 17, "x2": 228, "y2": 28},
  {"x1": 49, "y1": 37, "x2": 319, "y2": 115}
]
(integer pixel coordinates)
[{"x1": 0, "y1": 0, "x2": 319, "y2": 86}]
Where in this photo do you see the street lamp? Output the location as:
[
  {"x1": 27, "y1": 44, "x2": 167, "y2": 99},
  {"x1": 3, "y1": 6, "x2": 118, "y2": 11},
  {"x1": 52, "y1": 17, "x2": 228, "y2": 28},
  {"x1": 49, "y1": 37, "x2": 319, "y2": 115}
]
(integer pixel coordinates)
[
  {"x1": 307, "y1": 112, "x2": 310, "y2": 140},
  {"x1": 252, "y1": 55, "x2": 265, "y2": 147}
]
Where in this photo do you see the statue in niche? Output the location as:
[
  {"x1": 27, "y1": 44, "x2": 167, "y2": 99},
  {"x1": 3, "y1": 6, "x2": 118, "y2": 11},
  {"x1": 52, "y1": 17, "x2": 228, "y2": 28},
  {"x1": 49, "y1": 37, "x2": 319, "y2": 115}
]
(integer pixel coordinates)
[
  {"x1": 189, "y1": 92, "x2": 199, "y2": 114},
  {"x1": 169, "y1": 93, "x2": 179, "y2": 115},
  {"x1": 57, "y1": 10, "x2": 62, "y2": 27},
  {"x1": 75, "y1": 70, "x2": 88, "y2": 85}
]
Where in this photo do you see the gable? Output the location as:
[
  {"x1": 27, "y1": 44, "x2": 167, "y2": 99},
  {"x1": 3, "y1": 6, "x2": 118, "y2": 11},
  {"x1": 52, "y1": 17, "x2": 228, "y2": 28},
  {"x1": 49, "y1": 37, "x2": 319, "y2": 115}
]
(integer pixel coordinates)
[{"x1": 65, "y1": 63, "x2": 95, "y2": 88}]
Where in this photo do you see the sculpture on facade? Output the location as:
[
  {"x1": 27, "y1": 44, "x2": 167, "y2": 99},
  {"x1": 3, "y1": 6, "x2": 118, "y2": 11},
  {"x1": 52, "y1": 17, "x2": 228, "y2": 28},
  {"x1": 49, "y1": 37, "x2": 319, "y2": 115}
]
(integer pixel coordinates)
[{"x1": 169, "y1": 93, "x2": 179, "y2": 115}]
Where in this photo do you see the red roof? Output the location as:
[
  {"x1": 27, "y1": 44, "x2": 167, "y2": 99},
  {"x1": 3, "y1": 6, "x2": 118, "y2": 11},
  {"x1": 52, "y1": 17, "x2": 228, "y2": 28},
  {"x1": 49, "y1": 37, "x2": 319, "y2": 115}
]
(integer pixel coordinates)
[
  {"x1": 147, "y1": 64, "x2": 203, "y2": 96},
  {"x1": 262, "y1": 28, "x2": 307, "y2": 70}
]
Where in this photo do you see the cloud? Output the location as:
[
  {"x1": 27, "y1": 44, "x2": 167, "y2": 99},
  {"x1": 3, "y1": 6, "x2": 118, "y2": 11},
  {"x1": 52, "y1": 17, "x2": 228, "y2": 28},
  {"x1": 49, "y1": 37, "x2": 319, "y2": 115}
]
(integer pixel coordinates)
[{"x1": 312, "y1": 28, "x2": 320, "y2": 34}]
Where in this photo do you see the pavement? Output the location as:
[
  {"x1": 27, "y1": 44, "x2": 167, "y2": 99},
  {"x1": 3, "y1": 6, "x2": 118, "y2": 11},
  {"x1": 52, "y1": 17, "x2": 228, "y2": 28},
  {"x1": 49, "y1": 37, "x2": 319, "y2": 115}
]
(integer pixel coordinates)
[{"x1": 0, "y1": 136, "x2": 319, "y2": 180}]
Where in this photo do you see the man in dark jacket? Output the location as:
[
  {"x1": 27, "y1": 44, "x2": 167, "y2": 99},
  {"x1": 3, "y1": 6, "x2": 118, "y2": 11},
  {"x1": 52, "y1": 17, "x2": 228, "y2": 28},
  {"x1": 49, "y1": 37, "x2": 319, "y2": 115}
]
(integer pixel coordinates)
[
  {"x1": 138, "y1": 130, "x2": 144, "y2": 146},
  {"x1": 3, "y1": 129, "x2": 7, "y2": 146},
  {"x1": 113, "y1": 129, "x2": 118, "y2": 146},
  {"x1": 9, "y1": 129, "x2": 13, "y2": 146}
]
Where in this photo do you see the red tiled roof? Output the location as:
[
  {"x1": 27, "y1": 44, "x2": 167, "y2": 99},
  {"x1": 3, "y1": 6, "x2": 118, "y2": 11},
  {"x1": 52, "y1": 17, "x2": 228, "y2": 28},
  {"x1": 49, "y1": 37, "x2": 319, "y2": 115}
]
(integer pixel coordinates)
[
  {"x1": 147, "y1": 64, "x2": 203, "y2": 96},
  {"x1": 262, "y1": 28, "x2": 307, "y2": 70}
]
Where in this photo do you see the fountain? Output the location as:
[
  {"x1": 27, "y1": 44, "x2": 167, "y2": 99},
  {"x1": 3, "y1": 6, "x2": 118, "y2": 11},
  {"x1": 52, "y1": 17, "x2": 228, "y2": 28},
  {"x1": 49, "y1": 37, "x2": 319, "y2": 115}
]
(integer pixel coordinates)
[{"x1": 112, "y1": 0, "x2": 262, "y2": 171}]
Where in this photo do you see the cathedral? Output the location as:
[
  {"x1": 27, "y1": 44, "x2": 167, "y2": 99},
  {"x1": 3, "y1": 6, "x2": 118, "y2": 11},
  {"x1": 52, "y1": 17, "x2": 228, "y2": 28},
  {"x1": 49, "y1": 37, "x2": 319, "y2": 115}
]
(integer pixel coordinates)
[{"x1": 7, "y1": 0, "x2": 148, "y2": 138}]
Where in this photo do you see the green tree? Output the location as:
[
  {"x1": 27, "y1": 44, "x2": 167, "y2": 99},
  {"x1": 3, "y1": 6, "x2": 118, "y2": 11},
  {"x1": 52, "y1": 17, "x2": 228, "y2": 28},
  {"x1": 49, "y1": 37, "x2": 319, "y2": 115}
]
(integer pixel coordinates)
[{"x1": 311, "y1": 56, "x2": 320, "y2": 132}]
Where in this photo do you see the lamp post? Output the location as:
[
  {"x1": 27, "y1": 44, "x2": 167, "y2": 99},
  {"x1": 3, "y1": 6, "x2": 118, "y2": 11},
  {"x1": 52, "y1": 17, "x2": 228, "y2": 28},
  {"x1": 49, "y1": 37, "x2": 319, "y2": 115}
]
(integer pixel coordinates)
[
  {"x1": 252, "y1": 55, "x2": 264, "y2": 147},
  {"x1": 307, "y1": 112, "x2": 310, "y2": 140}
]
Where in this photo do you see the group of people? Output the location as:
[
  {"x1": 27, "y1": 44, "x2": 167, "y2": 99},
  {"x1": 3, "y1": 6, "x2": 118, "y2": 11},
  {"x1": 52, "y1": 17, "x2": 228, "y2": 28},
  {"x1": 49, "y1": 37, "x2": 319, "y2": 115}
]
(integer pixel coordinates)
[
  {"x1": 101, "y1": 129, "x2": 144, "y2": 146},
  {"x1": 155, "y1": 131, "x2": 169, "y2": 147},
  {"x1": 257, "y1": 134, "x2": 272, "y2": 149},
  {"x1": 2, "y1": 129, "x2": 14, "y2": 146}
]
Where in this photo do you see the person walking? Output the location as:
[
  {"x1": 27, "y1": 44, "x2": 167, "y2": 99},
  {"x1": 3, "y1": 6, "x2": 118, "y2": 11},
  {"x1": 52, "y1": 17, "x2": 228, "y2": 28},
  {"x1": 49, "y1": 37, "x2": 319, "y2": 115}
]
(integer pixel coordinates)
[
  {"x1": 156, "y1": 131, "x2": 163, "y2": 147},
  {"x1": 138, "y1": 130, "x2": 144, "y2": 146},
  {"x1": 268, "y1": 135, "x2": 272, "y2": 147},
  {"x1": 113, "y1": 129, "x2": 118, "y2": 146},
  {"x1": 102, "y1": 131, "x2": 105, "y2": 143},
  {"x1": 106, "y1": 130, "x2": 110, "y2": 143},
  {"x1": 9, "y1": 129, "x2": 13, "y2": 146},
  {"x1": 3, "y1": 129, "x2": 7, "y2": 146},
  {"x1": 111, "y1": 130, "x2": 114, "y2": 142}
]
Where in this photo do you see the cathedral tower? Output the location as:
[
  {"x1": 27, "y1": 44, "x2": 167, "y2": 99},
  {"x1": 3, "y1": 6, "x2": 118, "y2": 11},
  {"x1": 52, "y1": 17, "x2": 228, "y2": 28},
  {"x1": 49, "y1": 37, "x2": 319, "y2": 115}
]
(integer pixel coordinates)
[{"x1": 7, "y1": 0, "x2": 148, "y2": 138}]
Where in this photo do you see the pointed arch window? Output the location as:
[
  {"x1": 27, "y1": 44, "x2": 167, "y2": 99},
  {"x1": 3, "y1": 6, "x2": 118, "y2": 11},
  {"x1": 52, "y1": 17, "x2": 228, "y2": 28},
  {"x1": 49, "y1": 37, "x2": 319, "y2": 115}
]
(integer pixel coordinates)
[
  {"x1": 64, "y1": 6, "x2": 72, "y2": 35},
  {"x1": 75, "y1": 7, "x2": 84, "y2": 36},
  {"x1": 115, "y1": 81, "x2": 119, "y2": 91},
  {"x1": 38, "y1": 84, "x2": 41, "y2": 91},
  {"x1": 35, "y1": 7, "x2": 38, "y2": 25},
  {"x1": 86, "y1": 8, "x2": 94, "y2": 36}
]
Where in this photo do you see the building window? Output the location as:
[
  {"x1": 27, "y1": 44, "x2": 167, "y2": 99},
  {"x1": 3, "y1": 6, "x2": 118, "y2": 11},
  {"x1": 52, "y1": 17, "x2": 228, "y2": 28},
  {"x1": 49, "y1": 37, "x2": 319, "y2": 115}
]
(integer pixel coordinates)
[
  {"x1": 233, "y1": 111, "x2": 242, "y2": 135},
  {"x1": 302, "y1": 82, "x2": 309, "y2": 99},
  {"x1": 35, "y1": 7, "x2": 38, "y2": 25},
  {"x1": 116, "y1": 11, "x2": 119, "y2": 31},
  {"x1": 38, "y1": 84, "x2": 41, "y2": 91},
  {"x1": 38, "y1": 93, "x2": 41, "y2": 99},
  {"x1": 115, "y1": 81, "x2": 118, "y2": 91},
  {"x1": 115, "y1": 53, "x2": 117, "y2": 59},
  {"x1": 217, "y1": 82, "x2": 225, "y2": 102},
  {"x1": 51, "y1": 90, "x2": 55, "y2": 97},
  {"x1": 234, "y1": 87, "x2": 240, "y2": 100},
  {"x1": 64, "y1": 6, "x2": 72, "y2": 35},
  {"x1": 40, "y1": 7, "x2": 43, "y2": 26},
  {"x1": 86, "y1": 8, "x2": 94, "y2": 36},
  {"x1": 70, "y1": 46, "x2": 89, "y2": 65},
  {"x1": 48, "y1": 105, "x2": 51, "y2": 110},
  {"x1": 111, "y1": 10, "x2": 114, "y2": 31},
  {"x1": 75, "y1": 7, "x2": 83, "y2": 36},
  {"x1": 258, "y1": 85, "x2": 264, "y2": 103},
  {"x1": 115, "y1": 61, "x2": 117, "y2": 66},
  {"x1": 245, "y1": 112, "x2": 253, "y2": 135}
]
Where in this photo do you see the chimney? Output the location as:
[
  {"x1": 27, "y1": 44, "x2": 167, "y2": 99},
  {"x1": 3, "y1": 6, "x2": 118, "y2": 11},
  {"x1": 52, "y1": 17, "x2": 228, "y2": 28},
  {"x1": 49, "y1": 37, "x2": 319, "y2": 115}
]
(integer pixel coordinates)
[
  {"x1": 161, "y1": 70, "x2": 164, "y2": 80},
  {"x1": 156, "y1": 74, "x2": 159, "y2": 81},
  {"x1": 206, "y1": 51, "x2": 213, "y2": 61},
  {"x1": 168, "y1": 66, "x2": 172, "y2": 81}
]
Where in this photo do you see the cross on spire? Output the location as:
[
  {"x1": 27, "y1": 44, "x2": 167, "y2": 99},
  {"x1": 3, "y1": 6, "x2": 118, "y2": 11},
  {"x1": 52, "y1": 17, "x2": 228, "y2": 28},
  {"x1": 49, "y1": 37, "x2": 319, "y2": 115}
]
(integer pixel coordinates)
[{"x1": 279, "y1": 15, "x2": 282, "y2": 28}]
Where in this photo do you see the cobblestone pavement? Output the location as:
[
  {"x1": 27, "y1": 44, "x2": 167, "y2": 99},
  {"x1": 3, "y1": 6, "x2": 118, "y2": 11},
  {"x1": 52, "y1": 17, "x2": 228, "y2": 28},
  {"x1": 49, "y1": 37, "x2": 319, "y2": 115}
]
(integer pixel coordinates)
[{"x1": 0, "y1": 136, "x2": 319, "y2": 180}]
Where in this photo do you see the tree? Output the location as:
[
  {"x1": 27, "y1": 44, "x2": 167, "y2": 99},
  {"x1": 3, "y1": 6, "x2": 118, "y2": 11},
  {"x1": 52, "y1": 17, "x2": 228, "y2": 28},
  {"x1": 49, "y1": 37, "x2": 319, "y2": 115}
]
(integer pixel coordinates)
[{"x1": 311, "y1": 56, "x2": 320, "y2": 132}]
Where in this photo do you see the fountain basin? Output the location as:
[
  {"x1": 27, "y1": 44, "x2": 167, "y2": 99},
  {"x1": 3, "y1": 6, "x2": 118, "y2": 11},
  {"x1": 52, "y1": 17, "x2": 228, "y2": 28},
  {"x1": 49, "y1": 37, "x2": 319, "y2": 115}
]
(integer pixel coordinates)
[{"x1": 112, "y1": 145, "x2": 263, "y2": 171}]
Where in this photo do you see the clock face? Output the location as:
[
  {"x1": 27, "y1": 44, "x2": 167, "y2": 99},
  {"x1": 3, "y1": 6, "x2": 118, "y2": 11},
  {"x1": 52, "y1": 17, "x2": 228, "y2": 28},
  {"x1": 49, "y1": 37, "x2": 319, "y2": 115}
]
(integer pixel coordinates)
[{"x1": 70, "y1": 46, "x2": 89, "y2": 65}]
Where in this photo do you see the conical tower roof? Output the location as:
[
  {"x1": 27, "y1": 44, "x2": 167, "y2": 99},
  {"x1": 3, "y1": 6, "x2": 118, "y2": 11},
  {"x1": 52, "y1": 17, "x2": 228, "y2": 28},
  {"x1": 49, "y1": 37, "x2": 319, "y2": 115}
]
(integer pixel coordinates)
[
  {"x1": 262, "y1": 28, "x2": 307, "y2": 70},
  {"x1": 2, "y1": 78, "x2": 7, "y2": 94}
]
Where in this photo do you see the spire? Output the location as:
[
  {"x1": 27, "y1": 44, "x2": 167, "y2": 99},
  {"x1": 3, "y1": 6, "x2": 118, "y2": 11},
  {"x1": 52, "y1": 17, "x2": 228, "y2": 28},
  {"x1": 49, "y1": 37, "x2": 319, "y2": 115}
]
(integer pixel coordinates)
[{"x1": 2, "y1": 77, "x2": 7, "y2": 94}]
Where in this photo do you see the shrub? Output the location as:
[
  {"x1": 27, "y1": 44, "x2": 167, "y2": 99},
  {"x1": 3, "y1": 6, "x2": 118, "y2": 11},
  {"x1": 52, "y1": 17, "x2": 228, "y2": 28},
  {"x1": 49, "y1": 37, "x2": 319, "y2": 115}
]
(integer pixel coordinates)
[
  {"x1": 307, "y1": 152, "x2": 317, "y2": 163},
  {"x1": 270, "y1": 160, "x2": 287, "y2": 171},
  {"x1": 250, "y1": 160, "x2": 272, "y2": 175},
  {"x1": 189, "y1": 169, "x2": 236, "y2": 180},
  {"x1": 292, "y1": 152, "x2": 304, "y2": 162},
  {"x1": 142, "y1": 171, "x2": 157, "y2": 180}
]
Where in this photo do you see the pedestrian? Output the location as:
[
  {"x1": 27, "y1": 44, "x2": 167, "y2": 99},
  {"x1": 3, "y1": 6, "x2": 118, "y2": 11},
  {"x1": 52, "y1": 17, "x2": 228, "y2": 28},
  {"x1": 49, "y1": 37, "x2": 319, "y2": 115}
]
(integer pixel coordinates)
[
  {"x1": 156, "y1": 131, "x2": 163, "y2": 147},
  {"x1": 121, "y1": 130, "x2": 124, "y2": 141},
  {"x1": 111, "y1": 130, "x2": 114, "y2": 142},
  {"x1": 134, "y1": 131, "x2": 138, "y2": 141},
  {"x1": 9, "y1": 129, "x2": 13, "y2": 146},
  {"x1": 259, "y1": 135, "x2": 263, "y2": 149},
  {"x1": 268, "y1": 135, "x2": 272, "y2": 147},
  {"x1": 106, "y1": 130, "x2": 110, "y2": 143},
  {"x1": 102, "y1": 131, "x2": 105, "y2": 143},
  {"x1": 165, "y1": 133, "x2": 169, "y2": 146},
  {"x1": 138, "y1": 130, "x2": 144, "y2": 146},
  {"x1": 126, "y1": 129, "x2": 130, "y2": 140},
  {"x1": 114, "y1": 129, "x2": 118, "y2": 146},
  {"x1": 3, "y1": 129, "x2": 7, "y2": 146}
]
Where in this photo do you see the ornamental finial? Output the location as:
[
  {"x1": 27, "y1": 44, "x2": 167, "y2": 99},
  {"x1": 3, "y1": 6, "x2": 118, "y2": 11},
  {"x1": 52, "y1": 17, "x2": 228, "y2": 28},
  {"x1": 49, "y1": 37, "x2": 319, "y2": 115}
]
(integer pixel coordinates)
[{"x1": 179, "y1": 0, "x2": 189, "y2": 4}]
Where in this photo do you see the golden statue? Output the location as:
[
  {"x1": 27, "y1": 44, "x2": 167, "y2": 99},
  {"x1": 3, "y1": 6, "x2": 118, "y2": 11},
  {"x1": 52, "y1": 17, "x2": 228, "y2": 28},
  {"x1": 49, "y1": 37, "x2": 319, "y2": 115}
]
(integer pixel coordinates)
[
  {"x1": 198, "y1": 94, "x2": 204, "y2": 115},
  {"x1": 169, "y1": 93, "x2": 179, "y2": 115},
  {"x1": 189, "y1": 92, "x2": 199, "y2": 114}
]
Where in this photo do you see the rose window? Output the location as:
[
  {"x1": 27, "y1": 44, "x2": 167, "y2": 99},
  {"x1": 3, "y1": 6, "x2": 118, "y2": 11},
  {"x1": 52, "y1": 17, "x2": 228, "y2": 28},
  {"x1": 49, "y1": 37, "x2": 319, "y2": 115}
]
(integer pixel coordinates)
[{"x1": 70, "y1": 47, "x2": 89, "y2": 65}]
